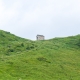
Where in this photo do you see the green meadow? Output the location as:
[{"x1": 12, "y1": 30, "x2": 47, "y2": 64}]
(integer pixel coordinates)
[{"x1": 0, "y1": 30, "x2": 80, "y2": 80}]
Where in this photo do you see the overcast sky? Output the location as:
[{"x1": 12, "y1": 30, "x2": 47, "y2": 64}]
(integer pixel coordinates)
[{"x1": 0, "y1": 0, "x2": 80, "y2": 40}]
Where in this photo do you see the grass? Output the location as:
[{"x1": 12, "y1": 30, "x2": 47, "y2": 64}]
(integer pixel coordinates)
[{"x1": 0, "y1": 30, "x2": 80, "y2": 80}]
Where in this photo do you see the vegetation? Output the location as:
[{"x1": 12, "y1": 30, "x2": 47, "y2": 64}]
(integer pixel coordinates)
[{"x1": 0, "y1": 30, "x2": 80, "y2": 80}]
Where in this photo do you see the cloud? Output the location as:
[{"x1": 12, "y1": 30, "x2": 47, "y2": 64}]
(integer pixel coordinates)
[{"x1": 0, "y1": 0, "x2": 80, "y2": 40}]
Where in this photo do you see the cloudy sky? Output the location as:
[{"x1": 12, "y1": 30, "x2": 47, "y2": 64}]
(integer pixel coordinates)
[{"x1": 0, "y1": 0, "x2": 80, "y2": 40}]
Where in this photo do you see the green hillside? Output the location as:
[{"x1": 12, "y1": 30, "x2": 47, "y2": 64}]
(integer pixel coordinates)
[{"x1": 0, "y1": 30, "x2": 80, "y2": 80}]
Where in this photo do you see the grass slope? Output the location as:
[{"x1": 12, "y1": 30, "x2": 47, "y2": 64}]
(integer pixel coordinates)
[{"x1": 0, "y1": 30, "x2": 80, "y2": 80}]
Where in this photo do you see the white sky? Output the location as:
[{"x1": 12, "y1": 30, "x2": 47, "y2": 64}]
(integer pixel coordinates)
[{"x1": 0, "y1": 0, "x2": 80, "y2": 40}]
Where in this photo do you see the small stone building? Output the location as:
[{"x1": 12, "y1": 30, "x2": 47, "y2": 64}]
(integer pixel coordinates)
[{"x1": 36, "y1": 35, "x2": 45, "y2": 40}]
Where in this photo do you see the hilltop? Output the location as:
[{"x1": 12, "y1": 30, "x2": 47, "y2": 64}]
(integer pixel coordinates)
[{"x1": 0, "y1": 30, "x2": 80, "y2": 80}]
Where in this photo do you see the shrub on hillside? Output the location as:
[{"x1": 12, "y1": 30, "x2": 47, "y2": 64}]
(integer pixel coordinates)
[
  {"x1": 8, "y1": 48, "x2": 14, "y2": 52},
  {"x1": 37, "y1": 57, "x2": 51, "y2": 63}
]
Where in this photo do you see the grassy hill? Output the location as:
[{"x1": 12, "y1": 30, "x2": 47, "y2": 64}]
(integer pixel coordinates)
[{"x1": 0, "y1": 30, "x2": 80, "y2": 80}]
